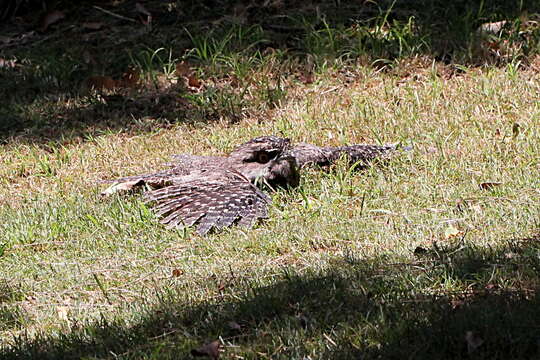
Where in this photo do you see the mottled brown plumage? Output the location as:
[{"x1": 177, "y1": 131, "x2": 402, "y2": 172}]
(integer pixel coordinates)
[{"x1": 101, "y1": 136, "x2": 406, "y2": 235}]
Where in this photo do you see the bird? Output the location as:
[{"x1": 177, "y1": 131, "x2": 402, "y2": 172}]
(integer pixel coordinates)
[{"x1": 101, "y1": 136, "x2": 407, "y2": 235}]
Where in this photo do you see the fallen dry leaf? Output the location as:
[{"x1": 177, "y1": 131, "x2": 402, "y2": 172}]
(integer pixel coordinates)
[
  {"x1": 188, "y1": 74, "x2": 202, "y2": 88},
  {"x1": 175, "y1": 61, "x2": 203, "y2": 90},
  {"x1": 86, "y1": 76, "x2": 117, "y2": 91},
  {"x1": 172, "y1": 269, "x2": 183, "y2": 277},
  {"x1": 39, "y1": 10, "x2": 66, "y2": 32},
  {"x1": 191, "y1": 340, "x2": 220, "y2": 359},
  {"x1": 479, "y1": 182, "x2": 502, "y2": 190}
]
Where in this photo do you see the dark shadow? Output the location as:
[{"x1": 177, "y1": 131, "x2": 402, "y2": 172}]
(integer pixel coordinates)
[
  {"x1": 1, "y1": 235, "x2": 538, "y2": 359},
  {"x1": 0, "y1": 86, "x2": 190, "y2": 144},
  {"x1": 0, "y1": 281, "x2": 26, "y2": 334},
  {"x1": 1, "y1": 0, "x2": 539, "y2": 142}
]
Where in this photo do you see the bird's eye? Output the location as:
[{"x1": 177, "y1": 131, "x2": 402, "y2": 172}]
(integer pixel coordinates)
[{"x1": 257, "y1": 152, "x2": 270, "y2": 163}]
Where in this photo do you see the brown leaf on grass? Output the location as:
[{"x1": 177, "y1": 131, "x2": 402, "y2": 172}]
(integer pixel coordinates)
[
  {"x1": 486, "y1": 41, "x2": 500, "y2": 51},
  {"x1": 175, "y1": 61, "x2": 202, "y2": 90},
  {"x1": 465, "y1": 331, "x2": 484, "y2": 354},
  {"x1": 82, "y1": 22, "x2": 105, "y2": 31},
  {"x1": 172, "y1": 269, "x2": 183, "y2": 277},
  {"x1": 39, "y1": 10, "x2": 66, "y2": 32},
  {"x1": 191, "y1": 340, "x2": 220, "y2": 359},
  {"x1": 188, "y1": 74, "x2": 202, "y2": 88},
  {"x1": 86, "y1": 75, "x2": 117, "y2": 91},
  {"x1": 479, "y1": 182, "x2": 502, "y2": 190}
]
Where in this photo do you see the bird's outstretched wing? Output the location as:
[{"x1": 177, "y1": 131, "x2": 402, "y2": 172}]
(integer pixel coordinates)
[
  {"x1": 166, "y1": 154, "x2": 223, "y2": 171},
  {"x1": 290, "y1": 143, "x2": 407, "y2": 168},
  {"x1": 144, "y1": 171, "x2": 271, "y2": 235},
  {"x1": 100, "y1": 154, "x2": 225, "y2": 196}
]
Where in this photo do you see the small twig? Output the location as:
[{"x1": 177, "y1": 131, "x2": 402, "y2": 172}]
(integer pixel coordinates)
[
  {"x1": 93, "y1": 273, "x2": 113, "y2": 305},
  {"x1": 323, "y1": 333, "x2": 337, "y2": 346},
  {"x1": 321, "y1": 86, "x2": 340, "y2": 95},
  {"x1": 149, "y1": 329, "x2": 179, "y2": 341},
  {"x1": 92, "y1": 5, "x2": 137, "y2": 23},
  {"x1": 11, "y1": 241, "x2": 66, "y2": 249}
]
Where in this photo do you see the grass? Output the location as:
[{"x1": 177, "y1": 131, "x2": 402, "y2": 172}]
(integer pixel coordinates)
[{"x1": 1, "y1": 0, "x2": 540, "y2": 359}]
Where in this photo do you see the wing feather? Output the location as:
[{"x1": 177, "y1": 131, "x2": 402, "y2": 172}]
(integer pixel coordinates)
[
  {"x1": 290, "y1": 143, "x2": 402, "y2": 168},
  {"x1": 144, "y1": 175, "x2": 270, "y2": 235}
]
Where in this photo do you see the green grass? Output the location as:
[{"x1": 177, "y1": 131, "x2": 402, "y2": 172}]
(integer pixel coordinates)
[{"x1": 1, "y1": 1, "x2": 540, "y2": 359}]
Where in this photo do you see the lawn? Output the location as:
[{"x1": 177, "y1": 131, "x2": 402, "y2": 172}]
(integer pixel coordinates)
[{"x1": 0, "y1": 1, "x2": 539, "y2": 359}]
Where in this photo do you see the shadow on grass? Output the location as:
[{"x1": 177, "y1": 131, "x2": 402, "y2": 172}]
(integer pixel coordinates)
[
  {"x1": 0, "y1": 88, "x2": 192, "y2": 144},
  {"x1": 1, "y1": 0, "x2": 540, "y2": 144},
  {"x1": 1, "y1": 235, "x2": 538, "y2": 359},
  {"x1": 0, "y1": 281, "x2": 26, "y2": 334}
]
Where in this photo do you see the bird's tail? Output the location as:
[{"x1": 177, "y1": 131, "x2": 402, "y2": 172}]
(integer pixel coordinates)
[{"x1": 328, "y1": 142, "x2": 410, "y2": 167}]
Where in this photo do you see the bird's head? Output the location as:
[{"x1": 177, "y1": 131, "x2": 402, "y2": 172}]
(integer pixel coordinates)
[{"x1": 228, "y1": 136, "x2": 300, "y2": 188}]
